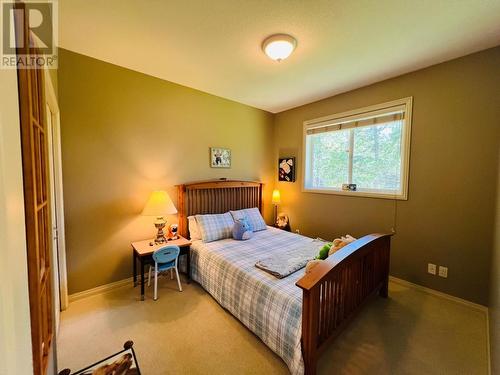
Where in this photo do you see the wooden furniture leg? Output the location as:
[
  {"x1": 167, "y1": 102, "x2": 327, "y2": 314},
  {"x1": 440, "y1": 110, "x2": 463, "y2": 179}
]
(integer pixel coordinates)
[
  {"x1": 187, "y1": 248, "x2": 191, "y2": 283},
  {"x1": 379, "y1": 275, "x2": 389, "y2": 298},
  {"x1": 302, "y1": 288, "x2": 319, "y2": 375},
  {"x1": 133, "y1": 250, "x2": 137, "y2": 287},
  {"x1": 140, "y1": 257, "x2": 145, "y2": 301}
]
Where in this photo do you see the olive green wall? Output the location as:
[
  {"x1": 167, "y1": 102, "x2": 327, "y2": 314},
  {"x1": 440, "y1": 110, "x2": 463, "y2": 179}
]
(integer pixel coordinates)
[
  {"x1": 60, "y1": 46, "x2": 499, "y2": 303},
  {"x1": 59, "y1": 49, "x2": 274, "y2": 294},
  {"x1": 274, "y1": 46, "x2": 500, "y2": 305}
]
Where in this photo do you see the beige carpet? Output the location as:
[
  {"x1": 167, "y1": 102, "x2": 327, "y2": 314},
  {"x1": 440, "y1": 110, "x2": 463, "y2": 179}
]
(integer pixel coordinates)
[{"x1": 58, "y1": 279, "x2": 489, "y2": 374}]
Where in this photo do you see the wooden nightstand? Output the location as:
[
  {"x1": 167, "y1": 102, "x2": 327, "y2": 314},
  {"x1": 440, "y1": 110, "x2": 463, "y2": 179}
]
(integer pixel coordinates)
[{"x1": 131, "y1": 236, "x2": 192, "y2": 301}]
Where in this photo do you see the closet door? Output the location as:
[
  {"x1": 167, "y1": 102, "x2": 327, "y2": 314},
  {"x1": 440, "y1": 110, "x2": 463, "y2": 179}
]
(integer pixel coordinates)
[{"x1": 15, "y1": 3, "x2": 54, "y2": 374}]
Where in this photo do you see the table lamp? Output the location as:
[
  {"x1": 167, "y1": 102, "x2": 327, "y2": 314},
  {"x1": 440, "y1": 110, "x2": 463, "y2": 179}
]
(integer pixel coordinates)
[
  {"x1": 272, "y1": 189, "x2": 281, "y2": 224},
  {"x1": 142, "y1": 190, "x2": 177, "y2": 244}
]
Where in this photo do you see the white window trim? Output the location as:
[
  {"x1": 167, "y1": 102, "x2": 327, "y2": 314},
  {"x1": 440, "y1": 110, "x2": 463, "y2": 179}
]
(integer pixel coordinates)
[{"x1": 302, "y1": 97, "x2": 413, "y2": 200}]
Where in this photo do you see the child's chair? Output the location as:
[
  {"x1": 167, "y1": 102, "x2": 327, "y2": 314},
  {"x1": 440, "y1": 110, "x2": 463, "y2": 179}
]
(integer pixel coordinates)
[{"x1": 147, "y1": 245, "x2": 182, "y2": 300}]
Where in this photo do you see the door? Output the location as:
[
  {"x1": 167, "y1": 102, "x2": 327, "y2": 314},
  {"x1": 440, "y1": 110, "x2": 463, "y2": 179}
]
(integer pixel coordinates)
[
  {"x1": 46, "y1": 103, "x2": 60, "y2": 331},
  {"x1": 15, "y1": 4, "x2": 54, "y2": 374},
  {"x1": 44, "y1": 65, "x2": 69, "y2": 316},
  {"x1": 45, "y1": 80, "x2": 69, "y2": 326}
]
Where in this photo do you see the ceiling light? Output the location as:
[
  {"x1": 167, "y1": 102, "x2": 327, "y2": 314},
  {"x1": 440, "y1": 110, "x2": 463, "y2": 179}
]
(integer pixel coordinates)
[{"x1": 262, "y1": 34, "x2": 297, "y2": 62}]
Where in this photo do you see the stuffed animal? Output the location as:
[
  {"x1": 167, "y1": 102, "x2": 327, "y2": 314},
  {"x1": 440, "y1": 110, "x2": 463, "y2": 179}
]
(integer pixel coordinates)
[
  {"x1": 305, "y1": 235, "x2": 357, "y2": 273},
  {"x1": 232, "y1": 218, "x2": 253, "y2": 240},
  {"x1": 328, "y1": 235, "x2": 356, "y2": 256},
  {"x1": 276, "y1": 212, "x2": 291, "y2": 231},
  {"x1": 305, "y1": 259, "x2": 322, "y2": 274},
  {"x1": 316, "y1": 243, "x2": 333, "y2": 260},
  {"x1": 167, "y1": 224, "x2": 178, "y2": 240}
]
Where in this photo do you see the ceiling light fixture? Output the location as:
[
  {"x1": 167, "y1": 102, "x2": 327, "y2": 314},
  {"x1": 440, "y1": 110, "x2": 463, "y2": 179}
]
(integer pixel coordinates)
[{"x1": 262, "y1": 34, "x2": 297, "y2": 62}]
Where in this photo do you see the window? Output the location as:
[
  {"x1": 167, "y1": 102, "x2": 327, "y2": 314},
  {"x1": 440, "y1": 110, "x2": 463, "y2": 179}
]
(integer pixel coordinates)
[{"x1": 303, "y1": 98, "x2": 412, "y2": 199}]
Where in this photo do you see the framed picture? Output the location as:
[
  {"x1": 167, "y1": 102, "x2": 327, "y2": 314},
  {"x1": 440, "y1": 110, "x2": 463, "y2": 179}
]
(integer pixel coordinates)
[
  {"x1": 279, "y1": 157, "x2": 295, "y2": 182},
  {"x1": 67, "y1": 343, "x2": 141, "y2": 375},
  {"x1": 210, "y1": 147, "x2": 231, "y2": 168}
]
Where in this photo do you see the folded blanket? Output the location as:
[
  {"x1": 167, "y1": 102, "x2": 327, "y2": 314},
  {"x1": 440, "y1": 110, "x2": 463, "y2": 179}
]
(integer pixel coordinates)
[{"x1": 255, "y1": 239, "x2": 327, "y2": 278}]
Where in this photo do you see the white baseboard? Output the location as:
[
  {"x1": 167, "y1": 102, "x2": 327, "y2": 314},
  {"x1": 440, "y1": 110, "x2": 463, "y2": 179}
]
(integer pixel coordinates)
[
  {"x1": 389, "y1": 276, "x2": 488, "y2": 313},
  {"x1": 69, "y1": 275, "x2": 488, "y2": 311},
  {"x1": 68, "y1": 277, "x2": 134, "y2": 303},
  {"x1": 486, "y1": 311, "x2": 491, "y2": 375}
]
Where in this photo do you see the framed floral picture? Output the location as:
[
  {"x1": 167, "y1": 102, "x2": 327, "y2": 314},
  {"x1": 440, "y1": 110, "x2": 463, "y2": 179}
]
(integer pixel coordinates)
[
  {"x1": 279, "y1": 157, "x2": 295, "y2": 182},
  {"x1": 61, "y1": 341, "x2": 141, "y2": 375},
  {"x1": 210, "y1": 147, "x2": 231, "y2": 168}
]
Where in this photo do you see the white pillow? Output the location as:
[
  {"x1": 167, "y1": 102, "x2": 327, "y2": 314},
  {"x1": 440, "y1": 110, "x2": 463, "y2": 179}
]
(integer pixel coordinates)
[
  {"x1": 195, "y1": 212, "x2": 235, "y2": 243},
  {"x1": 230, "y1": 207, "x2": 267, "y2": 232},
  {"x1": 187, "y1": 216, "x2": 201, "y2": 241}
]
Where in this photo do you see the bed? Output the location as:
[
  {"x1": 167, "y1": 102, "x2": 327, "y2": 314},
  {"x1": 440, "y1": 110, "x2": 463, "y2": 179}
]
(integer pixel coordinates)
[{"x1": 177, "y1": 180, "x2": 391, "y2": 375}]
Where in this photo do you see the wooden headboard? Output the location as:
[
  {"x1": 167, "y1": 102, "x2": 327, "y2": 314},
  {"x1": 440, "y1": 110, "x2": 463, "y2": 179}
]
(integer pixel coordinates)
[{"x1": 176, "y1": 180, "x2": 264, "y2": 238}]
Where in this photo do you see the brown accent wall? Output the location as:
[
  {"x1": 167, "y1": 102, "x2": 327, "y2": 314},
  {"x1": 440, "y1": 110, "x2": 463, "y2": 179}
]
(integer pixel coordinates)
[
  {"x1": 58, "y1": 49, "x2": 274, "y2": 294},
  {"x1": 274, "y1": 47, "x2": 500, "y2": 305}
]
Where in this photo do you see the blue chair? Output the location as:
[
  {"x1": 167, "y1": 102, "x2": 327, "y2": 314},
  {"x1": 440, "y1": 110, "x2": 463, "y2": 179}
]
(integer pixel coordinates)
[{"x1": 147, "y1": 245, "x2": 182, "y2": 300}]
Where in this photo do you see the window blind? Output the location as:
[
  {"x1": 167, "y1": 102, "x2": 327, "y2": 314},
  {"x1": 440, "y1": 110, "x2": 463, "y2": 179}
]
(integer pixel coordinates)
[{"x1": 306, "y1": 106, "x2": 405, "y2": 135}]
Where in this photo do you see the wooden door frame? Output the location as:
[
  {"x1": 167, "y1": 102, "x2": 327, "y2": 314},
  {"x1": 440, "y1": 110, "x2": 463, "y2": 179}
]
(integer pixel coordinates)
[
  {"x1": 43, "y1": 68, "x2": 69, "y2": 312},
  {"x1": 15, "y1": 2, "x2": 55, "y2": 372}
]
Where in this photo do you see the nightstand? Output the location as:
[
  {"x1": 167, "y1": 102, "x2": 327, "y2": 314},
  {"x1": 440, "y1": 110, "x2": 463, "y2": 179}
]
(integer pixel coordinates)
[{"x1": 131, "y1": 236, "x2": 192, "y2": 301}]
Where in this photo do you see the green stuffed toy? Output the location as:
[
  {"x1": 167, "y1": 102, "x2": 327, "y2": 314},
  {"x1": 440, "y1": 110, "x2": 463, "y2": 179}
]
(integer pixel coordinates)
[
  {"x1": 315, "y1": 243, "x2": 333, "y2": 260},
  {"x1": 306, "y1": 236, "x2": 357, "y2": 274}
]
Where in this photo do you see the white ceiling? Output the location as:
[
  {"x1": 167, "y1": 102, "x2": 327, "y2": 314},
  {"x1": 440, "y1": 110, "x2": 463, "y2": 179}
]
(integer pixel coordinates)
[{"x1": 59, "y1": 0, "x2": 500, "y2": 113}]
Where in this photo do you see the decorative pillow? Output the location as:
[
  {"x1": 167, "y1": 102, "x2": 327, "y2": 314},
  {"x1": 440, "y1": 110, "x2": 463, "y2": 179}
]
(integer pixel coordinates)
[
  {"x1": 187, "y1": 216, "x2": 201, "y2": 241},
  {"x1": 232, "y1": 218, "x2": 253, "y2": 240},
  {"x1": 230, "y1": 207, "x2": 267, "y2": 232},
  {"x1": 195, "y1": 212, "x2": 234, "y2": 243}
]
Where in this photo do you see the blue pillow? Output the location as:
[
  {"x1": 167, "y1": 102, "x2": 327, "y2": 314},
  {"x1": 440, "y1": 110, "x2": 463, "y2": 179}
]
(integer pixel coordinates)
[{"x1": 232, "y1": 218, "x2": 253, "y2": 240}]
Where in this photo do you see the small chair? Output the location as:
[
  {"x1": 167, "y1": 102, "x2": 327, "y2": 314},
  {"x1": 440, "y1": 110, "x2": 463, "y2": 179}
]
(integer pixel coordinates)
[{"x1": 147, "y1": 245, "x2": 182, "y2": 300}]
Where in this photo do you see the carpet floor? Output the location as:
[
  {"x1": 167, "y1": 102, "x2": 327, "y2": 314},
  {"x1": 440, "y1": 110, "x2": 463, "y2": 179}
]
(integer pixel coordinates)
[{"x1": 57, "y1": 279, "x2": 489, "y2": 374}]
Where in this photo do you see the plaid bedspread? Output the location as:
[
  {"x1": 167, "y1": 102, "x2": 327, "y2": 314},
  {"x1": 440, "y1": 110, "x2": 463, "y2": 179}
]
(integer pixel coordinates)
[{"x1": 191, "y1": 227, "x2": 320, "y2": 375}]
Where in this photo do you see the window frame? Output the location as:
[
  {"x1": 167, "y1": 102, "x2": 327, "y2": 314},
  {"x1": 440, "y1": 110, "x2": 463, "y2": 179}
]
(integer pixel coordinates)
[{"x1": 302, "y1": 97, "x2": 413, "y2": 200}]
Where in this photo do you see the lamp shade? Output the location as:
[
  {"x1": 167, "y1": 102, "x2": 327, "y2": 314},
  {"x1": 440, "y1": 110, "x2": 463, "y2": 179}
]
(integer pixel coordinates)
[
  {"x1": 272, "y1": 189, "x2": 281, "y2": 204},
  {"x1": 141, "y1": 190, "x2": 177, "y2": 216}
]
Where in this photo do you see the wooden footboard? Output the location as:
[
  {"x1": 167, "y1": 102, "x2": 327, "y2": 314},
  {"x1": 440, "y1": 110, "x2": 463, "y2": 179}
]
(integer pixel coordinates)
[{"x1": 296, "y1": 233, "x2": 392, "y2": 375}]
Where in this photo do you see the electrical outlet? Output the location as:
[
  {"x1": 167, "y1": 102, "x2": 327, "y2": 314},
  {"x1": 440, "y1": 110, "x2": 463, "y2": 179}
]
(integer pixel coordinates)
[
  {"x1": 438, "y1": 266, "x2": 448, "y2": 278},
  {"x1": 427, "y1": 263, "x2": 436, "y2": 275},
  {"x1": 295, "y1": 229, "x2": 300, "y2": 234}
]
